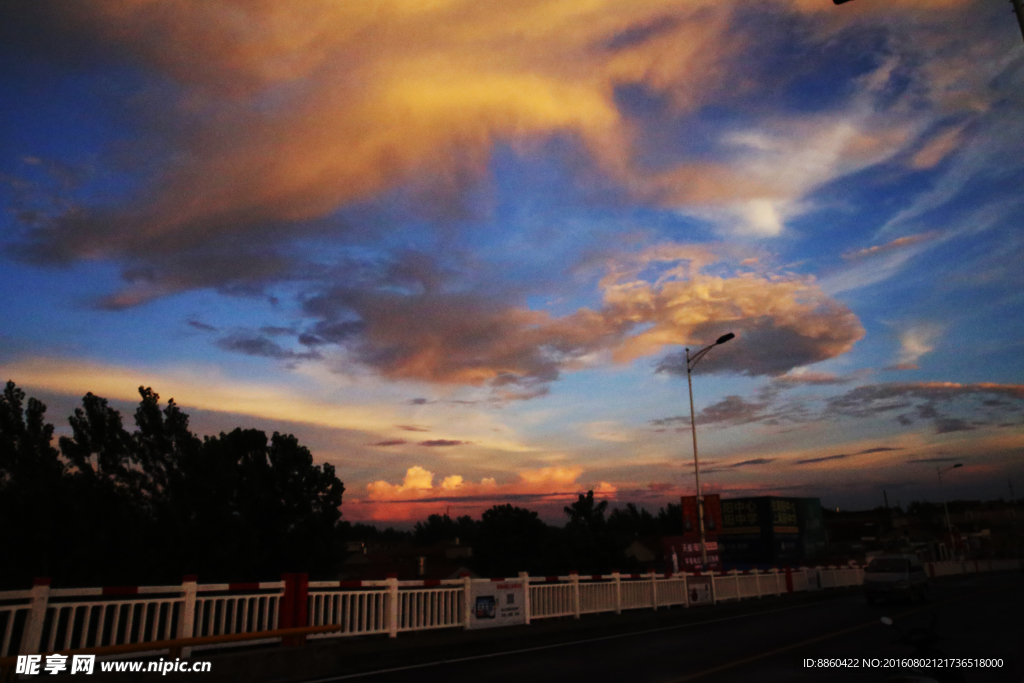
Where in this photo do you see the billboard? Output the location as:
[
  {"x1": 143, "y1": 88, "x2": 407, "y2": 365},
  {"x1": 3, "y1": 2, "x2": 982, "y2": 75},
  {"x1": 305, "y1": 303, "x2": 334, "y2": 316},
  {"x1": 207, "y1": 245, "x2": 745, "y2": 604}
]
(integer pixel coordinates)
[
  {"x1": 668, "y1": 494, "x2": 723, "y2": 570},
  {"x1": 467, "y1": 579, "x2": 526, "y2": 630},
  {"x1": 719, "y1": 497, "x2": 820, "y2": 565}
]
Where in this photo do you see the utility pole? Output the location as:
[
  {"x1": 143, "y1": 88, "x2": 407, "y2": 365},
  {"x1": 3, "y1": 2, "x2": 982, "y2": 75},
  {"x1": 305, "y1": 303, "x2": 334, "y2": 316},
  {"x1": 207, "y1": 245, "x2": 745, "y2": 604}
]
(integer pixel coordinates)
[{"x1": 684, "y1": 332, "x2": 735, "y2": 567}]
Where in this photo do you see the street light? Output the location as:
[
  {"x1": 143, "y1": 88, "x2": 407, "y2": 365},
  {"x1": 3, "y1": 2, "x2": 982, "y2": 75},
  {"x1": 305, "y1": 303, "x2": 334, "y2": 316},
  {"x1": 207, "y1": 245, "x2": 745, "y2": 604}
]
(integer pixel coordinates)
[
  {"x1": 833, "y1": 0, "x2": 1024, "y2": 44},
  {"x1": 938, "y1": 463, "x2": 963, "y2": 560},
  {"x1": 685, "y1": 332, "x2": 735, "y2": 567}
]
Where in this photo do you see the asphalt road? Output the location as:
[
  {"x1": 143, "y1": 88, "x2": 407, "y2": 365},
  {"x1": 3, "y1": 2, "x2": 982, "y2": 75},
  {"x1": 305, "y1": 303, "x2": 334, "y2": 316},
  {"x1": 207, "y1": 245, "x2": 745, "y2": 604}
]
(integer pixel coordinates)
[{"x1": 301, "y1": 574, "x2": 1024, "y2": 683}]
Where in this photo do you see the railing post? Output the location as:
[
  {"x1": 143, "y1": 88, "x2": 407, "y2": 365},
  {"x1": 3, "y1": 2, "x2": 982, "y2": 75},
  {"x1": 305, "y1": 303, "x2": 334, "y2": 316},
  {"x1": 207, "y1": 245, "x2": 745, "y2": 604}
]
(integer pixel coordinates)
[
  {"x1": 650, "y1": 572, "x2": 657, "y2": 610},
  {"x1": 387, "y1": 574, "x2": 400, "y2": 638},
  {"x1": 20, "y1": 578, "x2": 51, "y2": 655},
  {"x1": 612, "y1": 572, "x2": 621, "y2": 615},
  {"x1": 519, "y1": 572, "x2": 531, "y2": 625},
  {"x1": 461, "y1": 573, "x2": 472, "y2": 630},
  {"x1": 710, "y1": 571, "x2": 717, "y2": 605},
  {"x1": 570, "y1": 572, "x2": 580, "y2": 619},
  {"x1": 682, "y1": 570, "x2": 689, "y2": 608},
  {"x1": 178, "y1": 575, "x2": 198, "y2": 658},
  {"x1": 279, "y1": 573, "x2": 295, "y2": 630},
  {"x1": 294, "y1": 573, "x2": 309, "y2": 645},
  {"x1": 753, "y1": 569, "x2": 762, "y2": 598}
]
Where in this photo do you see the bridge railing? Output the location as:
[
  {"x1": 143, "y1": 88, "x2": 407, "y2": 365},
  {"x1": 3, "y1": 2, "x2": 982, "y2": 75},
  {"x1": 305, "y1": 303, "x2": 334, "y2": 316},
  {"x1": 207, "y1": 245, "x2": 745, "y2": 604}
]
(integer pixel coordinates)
[{"x1": 3, "y1": 558, "x2": 1019, "y2": 660}]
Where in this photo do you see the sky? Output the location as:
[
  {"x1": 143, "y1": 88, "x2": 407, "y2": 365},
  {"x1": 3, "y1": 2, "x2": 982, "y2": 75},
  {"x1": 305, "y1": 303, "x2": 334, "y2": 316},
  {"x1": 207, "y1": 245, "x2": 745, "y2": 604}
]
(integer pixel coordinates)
[{"x1": 1, "y1": 0, "x2": 1022, "y2": 525}]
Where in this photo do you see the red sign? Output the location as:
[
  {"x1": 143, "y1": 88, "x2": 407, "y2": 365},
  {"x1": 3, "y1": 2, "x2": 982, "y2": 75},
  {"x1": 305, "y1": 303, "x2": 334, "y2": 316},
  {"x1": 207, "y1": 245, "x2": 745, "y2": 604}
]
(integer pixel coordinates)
[{"x1": 669, "y1": 494, "x2": 723, "y2": 571}]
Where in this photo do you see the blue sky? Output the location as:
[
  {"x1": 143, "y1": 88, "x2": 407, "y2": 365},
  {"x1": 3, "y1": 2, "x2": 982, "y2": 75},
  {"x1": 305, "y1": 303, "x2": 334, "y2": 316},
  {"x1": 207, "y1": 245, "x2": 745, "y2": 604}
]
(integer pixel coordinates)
[{"x1": 1, "y1": 0, "x2": 1022, "y2": 523}]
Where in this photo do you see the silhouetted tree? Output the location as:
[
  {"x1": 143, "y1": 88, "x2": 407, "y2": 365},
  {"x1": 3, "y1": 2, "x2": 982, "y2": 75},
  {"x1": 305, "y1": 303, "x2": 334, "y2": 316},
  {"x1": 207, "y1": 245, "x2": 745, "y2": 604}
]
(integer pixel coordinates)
[
  {"x1": 608, "y1": 503, "x2": 658, "y2": 541},
  {"x1": 0, "y1": 382, "x2": 345, "y2": 588},
  {"x1": 657, "y1": 502, "x2": 684, "y2": 535},
  {"x1": 0, "y1": 381, "x2": 67, "y2": 583},
  {"x1": 413, "y1": 514, "x2": 479, "y2": 546},
  {"x1": 563, "y1": 491, "x2": 615, "y2": 573},
  {"x1": 473, "y1": 504, "x2": 554, "y2": 577}
]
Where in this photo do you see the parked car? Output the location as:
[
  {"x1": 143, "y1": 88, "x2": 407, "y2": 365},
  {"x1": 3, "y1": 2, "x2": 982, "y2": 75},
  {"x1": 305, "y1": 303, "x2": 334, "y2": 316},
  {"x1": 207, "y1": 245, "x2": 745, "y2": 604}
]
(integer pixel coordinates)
[{"x1": 864, "y1": 554, "x2": 929, "y2": 603}]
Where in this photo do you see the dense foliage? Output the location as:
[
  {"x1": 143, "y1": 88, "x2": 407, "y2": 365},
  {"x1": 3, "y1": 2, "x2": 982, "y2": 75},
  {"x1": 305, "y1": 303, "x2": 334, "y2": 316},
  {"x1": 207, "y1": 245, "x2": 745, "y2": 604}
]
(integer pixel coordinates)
[{"x1": 0, "y1": 381, "x2": 345, "y2": 587}]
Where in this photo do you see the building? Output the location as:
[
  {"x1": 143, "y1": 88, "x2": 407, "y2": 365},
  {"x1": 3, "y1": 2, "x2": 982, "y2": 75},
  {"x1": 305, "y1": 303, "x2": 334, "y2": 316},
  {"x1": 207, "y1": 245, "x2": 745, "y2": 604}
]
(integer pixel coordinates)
[{"x1": 718, "y1": 496, "x2": 825, "y2": 567}]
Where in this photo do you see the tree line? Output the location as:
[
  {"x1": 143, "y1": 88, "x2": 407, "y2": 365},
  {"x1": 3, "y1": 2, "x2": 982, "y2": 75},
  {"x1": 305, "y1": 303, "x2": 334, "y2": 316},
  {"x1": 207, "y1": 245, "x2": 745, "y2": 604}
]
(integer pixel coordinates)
[
  {"x1": 343, "y1": 493, "x2": 686, "y2": 579},
  {"x1": 0, "y1": 381, "x2": 344, "y2": 588},
  {"x1": 1, "y1": 381, "x2": 684, "y2": 588}
]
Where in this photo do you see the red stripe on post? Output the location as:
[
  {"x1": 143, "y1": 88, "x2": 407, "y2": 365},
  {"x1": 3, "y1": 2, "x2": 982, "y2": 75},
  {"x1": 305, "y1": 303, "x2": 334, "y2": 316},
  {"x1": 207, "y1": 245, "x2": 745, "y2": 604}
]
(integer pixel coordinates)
[
  {"x1": 33, "y1": 577, "x2": 52, "y2": 586},
  {"x1": 423, "y1": 580, "x2": 441, "y2": 587},
  {"x1": 490, "y1": 577, "x2": 505, "y2": 582},
  {"x1": 279, "y1": 574, "x2": 295, "y2": 629},
  {"x1": 294, "y1": 574, "x2": 308, "y2": 629},
  {"x1": 338, "y1": 581, "x2": 363, "y2": 588},
  {"x1": 228, "y1": 583, "x2": 260, "y2": 591},
  {"x1": 545, "y1": 576, "x2": 559, "y2": 583},
  {"x1": 182, "y1": 575, "x2": 198, "y2": 583},
  {"x1": 102, "y1": 586, "x2": 139, "y2": 596}
]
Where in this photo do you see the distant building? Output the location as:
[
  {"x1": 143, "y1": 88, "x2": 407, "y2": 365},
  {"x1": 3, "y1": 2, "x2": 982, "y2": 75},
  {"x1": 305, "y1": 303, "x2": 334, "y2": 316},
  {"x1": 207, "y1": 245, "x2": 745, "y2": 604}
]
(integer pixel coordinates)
[{"x1": 718, "y1": 496, "x2": 825, "y2": 567}]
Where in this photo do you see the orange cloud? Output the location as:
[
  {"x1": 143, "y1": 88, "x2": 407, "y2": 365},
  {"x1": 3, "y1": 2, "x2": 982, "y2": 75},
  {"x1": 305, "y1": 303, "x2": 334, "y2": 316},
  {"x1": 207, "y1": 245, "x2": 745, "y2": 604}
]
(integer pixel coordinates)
[
  {"x1": 842, "y1": 232, "x2": 942, "y2": 261},
  {"x1": 359, "y1": 464, "x2": 602, "y2": 520},
  {"x1": 315, "y1": 245, "x2": 864, "y2": 390},
  {"x1": 13, "y1": 0, "x2": 979, "y2": 294}
]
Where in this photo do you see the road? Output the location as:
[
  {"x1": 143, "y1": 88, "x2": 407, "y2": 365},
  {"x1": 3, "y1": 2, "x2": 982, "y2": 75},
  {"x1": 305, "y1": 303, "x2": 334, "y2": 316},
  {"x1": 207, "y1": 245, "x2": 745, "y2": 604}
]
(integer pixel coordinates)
[{"x1": 301, "y1": 574, "x2": 1024, "y2": 683}]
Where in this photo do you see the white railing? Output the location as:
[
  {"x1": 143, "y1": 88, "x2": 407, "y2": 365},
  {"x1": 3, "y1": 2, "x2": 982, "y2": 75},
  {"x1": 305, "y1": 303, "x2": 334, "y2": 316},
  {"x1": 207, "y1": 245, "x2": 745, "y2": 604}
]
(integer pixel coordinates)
[
  {"x1": 3, "y1": 558, "x2": 1019, "y2": 659},
  {"x1": 528, "y1": 582, "x2": 575, "y2": 619},
  {"x1": 306, "y1": 585, "x2": 388, "y2": 639}
]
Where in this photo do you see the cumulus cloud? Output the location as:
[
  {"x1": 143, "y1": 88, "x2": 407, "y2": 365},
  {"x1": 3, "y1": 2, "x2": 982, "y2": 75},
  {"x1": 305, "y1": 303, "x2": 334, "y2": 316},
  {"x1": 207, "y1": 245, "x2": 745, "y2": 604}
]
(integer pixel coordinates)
[
  {"x1": 360, "y1": 464, "x2": 606, "y2": 519},
  {"x1": 298, "y1": 246, "x2": 864, "y2": 393}
]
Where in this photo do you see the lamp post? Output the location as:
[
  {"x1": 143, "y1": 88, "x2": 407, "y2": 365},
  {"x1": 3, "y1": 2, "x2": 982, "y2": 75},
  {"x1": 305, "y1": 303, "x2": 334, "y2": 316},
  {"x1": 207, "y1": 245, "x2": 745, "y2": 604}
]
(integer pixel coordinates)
[
  {"x1": 937, "y1": 463, "x2": 963, "y2": 560},
  {"x1": 685, "y1": 332, "x2": 735, "y2": 567}
]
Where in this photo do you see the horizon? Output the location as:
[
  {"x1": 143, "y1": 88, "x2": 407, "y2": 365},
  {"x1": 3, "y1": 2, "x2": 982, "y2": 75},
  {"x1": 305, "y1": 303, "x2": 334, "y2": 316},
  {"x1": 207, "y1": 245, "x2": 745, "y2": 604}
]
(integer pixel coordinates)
[{"x1": 2, "y1": 0, "x2": 1022, "y2": 526}]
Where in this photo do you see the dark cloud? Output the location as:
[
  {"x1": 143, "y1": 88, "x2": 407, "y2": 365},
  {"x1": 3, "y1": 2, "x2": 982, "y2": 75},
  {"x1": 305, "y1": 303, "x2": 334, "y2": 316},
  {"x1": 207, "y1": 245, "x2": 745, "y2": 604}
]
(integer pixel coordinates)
[
  {"x1": 906, "y1": 457, "x2": 959, "y2": 463},
  {"x1": 651, "y1": 415, "x2": 689, "y2": 427},
  {"x1": 260, "y1": 326, "x2": 295, "y2": 337},
  {"x1": 408, "y1": 398, "x2": 430, "y2": 405},
  {"x1": 728, "y1": 458, "x2": 775, "y2": 468},
  {"x1": 369, "y1": 439, "x2": 407, "y2": 447},
  {"x1": 214, "y1": 332, "x2": 320, "y2": 361},
  {"x1": 795, "y1": 453, "x2": 850, "y2": 465},
  {"x1": 397, "y1": 425, "x2": 430, "y2": 432},
  {"x1": 187, "y1": 319, "x2": 217, "y2": 332},
  {"x1": 795, "y1": 446, "x2": 901, "y2": 465},
  {"x1": 418, "y1": 439, "x2": 468, "y2": 447},
  {"x1": 934, "y1": 418, "x2": 977, "y2": 434},
  {"x1": 828, "y1": 382, "x2": 1024, "y2": 434}
]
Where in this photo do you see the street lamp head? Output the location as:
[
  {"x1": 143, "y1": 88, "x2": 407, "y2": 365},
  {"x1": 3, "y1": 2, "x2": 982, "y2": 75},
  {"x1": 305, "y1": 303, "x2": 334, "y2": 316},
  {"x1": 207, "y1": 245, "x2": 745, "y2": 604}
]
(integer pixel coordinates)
[
  {"x1": 715, "y1": 332, "x2": 735, "y2": 345},
  {"x1": 953, "y1": 463, "x2": 962, "y2": 469}
]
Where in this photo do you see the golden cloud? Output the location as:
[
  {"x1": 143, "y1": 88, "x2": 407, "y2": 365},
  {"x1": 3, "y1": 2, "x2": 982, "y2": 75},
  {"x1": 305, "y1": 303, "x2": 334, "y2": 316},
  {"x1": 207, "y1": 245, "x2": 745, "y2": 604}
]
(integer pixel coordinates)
[{"x1": 13, "y1": 0, "x2": 978, "y2": 278}]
